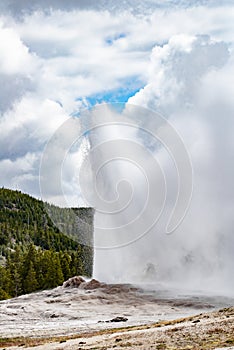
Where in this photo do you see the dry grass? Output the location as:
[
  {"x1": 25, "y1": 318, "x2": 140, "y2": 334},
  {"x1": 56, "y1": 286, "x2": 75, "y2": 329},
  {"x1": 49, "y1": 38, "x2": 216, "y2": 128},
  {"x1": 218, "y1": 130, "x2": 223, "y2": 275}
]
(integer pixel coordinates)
[{"x1": 0, "y1": 307, "x2": 233, "y2": 349}]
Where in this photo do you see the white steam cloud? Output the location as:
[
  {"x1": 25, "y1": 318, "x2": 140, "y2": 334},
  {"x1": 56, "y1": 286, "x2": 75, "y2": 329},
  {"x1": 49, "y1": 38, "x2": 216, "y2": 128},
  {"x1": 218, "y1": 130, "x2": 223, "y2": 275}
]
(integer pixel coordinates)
[{"x1": 83, "y1": 35, "x2": 234, "y2": 295}]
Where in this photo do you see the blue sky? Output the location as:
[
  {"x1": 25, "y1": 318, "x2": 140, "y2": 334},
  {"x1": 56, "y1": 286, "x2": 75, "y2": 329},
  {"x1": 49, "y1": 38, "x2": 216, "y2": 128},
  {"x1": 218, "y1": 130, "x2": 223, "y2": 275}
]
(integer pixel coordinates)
[{"x1": 85, "y1": 84, "x2": 142, "y2": 107}]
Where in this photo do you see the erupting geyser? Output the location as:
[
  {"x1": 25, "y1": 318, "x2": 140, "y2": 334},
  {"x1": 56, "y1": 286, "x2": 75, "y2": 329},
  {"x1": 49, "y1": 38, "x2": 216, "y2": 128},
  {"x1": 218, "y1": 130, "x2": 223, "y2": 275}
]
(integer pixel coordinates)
[
  {"x1": 41, "y1": 35, "x2": 234, "y2": 296},
  {"x1": 82, "y1": 102, "x2": 234, "y2": 296}
]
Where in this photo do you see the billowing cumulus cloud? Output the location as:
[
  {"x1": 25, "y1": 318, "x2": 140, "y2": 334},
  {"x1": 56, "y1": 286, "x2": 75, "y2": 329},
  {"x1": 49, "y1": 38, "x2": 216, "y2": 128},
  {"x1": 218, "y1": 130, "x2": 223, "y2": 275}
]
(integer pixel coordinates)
[
  {"x1": 0, "y1": 24, "x2": 37, "y2": 75},
  {"x1": 129, "y1": 35, "x2": 230, "y2": 113}
]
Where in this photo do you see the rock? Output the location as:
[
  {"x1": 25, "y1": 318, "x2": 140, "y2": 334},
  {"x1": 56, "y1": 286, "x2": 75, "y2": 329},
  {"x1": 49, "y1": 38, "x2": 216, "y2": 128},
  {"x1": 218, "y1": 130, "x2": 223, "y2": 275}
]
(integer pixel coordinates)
[
  {"x1": 81, "y1": 279, "x2": 104, "y2": 290},
  {"x1": 107, "y1": 316, "x2": 128, "y2": 323},
  {"x1": 63, "y1": 276, "x2": 85, "y2": 288},
  {"x1": 192, "y1": 319, "x2": 200, "y2": 323}
]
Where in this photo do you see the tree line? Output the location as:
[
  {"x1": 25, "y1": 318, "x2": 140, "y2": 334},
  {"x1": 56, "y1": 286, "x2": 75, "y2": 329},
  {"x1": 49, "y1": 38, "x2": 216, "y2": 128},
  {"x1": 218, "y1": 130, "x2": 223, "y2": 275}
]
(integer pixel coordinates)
[
  {"x1": 0, "y1": 188, "x2": 94, "y2": 300},
  {"x1": 0, "y1": 243, "x2": 87, "y2": 300}
]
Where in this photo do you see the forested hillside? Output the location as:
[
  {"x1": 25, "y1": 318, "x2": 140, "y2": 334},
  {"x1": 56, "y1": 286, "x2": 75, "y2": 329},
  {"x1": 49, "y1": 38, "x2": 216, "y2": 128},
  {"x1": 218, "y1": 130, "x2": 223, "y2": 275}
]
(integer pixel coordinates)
[{"x1": 0, "y1": 188, "x2": 94, "y2": 300}]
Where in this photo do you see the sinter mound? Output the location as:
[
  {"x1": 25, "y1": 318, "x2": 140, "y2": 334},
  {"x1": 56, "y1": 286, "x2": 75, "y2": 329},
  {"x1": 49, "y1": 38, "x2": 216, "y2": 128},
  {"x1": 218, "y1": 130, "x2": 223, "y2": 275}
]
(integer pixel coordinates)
[
  {"x1": 63, "y1": 276, "x2": 138, "y2": 293},
  {"x1": 63, "y1": 276, "x2": 105, "y2": 289},
  {"x1": 63, "y1": 276, "x2": 85, "y2": 288}
]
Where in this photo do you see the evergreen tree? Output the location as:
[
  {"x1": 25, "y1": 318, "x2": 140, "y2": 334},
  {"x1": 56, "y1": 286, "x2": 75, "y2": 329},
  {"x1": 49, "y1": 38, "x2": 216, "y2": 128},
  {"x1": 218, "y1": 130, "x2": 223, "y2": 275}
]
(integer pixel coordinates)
[
  {"x1": 60, "y1": 251, "x2": 71, "y2": 281},
  {"x1": 0, "y1": 287, "x2": 10, "y2": 300},
  {"x1": 24, "y1": 261, "x2": 38, "y2": 294},
  {"x1": 22, "y1": 243, "x2": 37, "y2": 287},
  {"x1": 0, "y1": 266, "x2": 11, "y2": 297},
  {"x1": 44, "y1": 251, "x2": 64, "y2": 289},
  {"x1": 71, "y1": 248, "x2": 84, "y2": 276},
  {"x1": 6, "y1": 246, "x2": 22, "y2": 297}
]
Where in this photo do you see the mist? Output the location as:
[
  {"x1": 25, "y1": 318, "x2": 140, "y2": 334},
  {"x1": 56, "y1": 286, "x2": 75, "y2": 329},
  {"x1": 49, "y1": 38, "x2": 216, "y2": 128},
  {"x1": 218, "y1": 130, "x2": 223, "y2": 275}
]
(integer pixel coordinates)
[{"x1": 80, "y1": 34, "x2": 234, "y2": 295}]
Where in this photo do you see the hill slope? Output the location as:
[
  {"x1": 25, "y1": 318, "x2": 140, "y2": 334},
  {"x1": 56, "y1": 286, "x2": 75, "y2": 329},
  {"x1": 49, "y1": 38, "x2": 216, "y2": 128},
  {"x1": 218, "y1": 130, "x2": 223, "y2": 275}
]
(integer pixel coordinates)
[{"x1": 0, "y1": 188, "x2": 94, "y2": 299}]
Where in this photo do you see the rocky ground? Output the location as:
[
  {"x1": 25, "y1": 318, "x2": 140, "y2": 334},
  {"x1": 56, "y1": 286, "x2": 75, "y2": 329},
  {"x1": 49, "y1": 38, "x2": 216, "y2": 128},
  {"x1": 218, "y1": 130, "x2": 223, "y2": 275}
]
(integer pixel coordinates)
[{"x1": 0, "y1": 277, "x2": 233, "y2": 349}]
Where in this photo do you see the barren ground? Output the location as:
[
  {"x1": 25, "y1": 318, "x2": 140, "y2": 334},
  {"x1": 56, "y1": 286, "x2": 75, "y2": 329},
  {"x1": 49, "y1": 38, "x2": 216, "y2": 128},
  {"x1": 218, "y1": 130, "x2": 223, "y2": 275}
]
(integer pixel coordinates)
[{"x1": 0, "y1": 279, "x2": 233, "y2": 349}]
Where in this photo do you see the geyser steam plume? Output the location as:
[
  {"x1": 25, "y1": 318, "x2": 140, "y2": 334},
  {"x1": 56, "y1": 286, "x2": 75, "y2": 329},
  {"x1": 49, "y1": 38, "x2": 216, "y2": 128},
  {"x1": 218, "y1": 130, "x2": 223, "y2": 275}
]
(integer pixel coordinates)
[
  {"x1": 80, "y1": 100, "x2": 233, "y2": 292},
  {"x1": 81, "y1": 36, "x2": 234, "y2": 294},
  {"x1": 40, "y1": 35, "x2": 234, "y2": 295},
  {"x1": 78, "y1": 104, "x2": 193, "y2": 283}
]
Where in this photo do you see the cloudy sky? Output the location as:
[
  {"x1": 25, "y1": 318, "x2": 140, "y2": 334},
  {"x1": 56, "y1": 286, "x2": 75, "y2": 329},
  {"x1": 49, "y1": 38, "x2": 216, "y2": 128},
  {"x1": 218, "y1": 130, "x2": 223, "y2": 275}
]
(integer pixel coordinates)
[{"x1": 0, "y1": 0, "x2": 234, "y2": 202}]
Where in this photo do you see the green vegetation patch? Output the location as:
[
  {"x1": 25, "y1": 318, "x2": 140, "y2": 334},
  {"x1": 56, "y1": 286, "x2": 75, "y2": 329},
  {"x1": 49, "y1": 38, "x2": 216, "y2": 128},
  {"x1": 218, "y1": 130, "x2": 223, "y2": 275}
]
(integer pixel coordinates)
[{"x1": 0, "y1": 188, "x2": 94, "y2": 300}]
